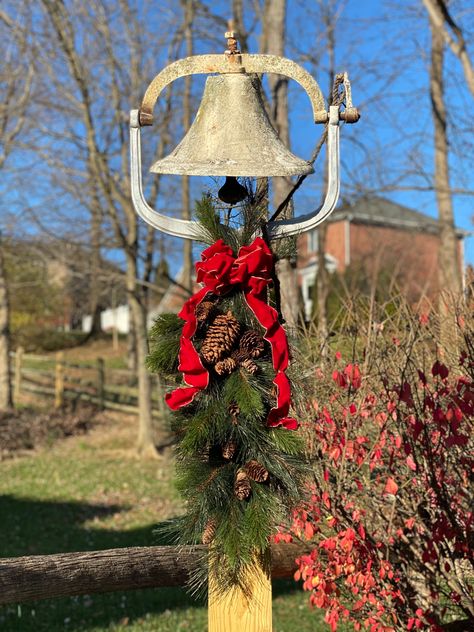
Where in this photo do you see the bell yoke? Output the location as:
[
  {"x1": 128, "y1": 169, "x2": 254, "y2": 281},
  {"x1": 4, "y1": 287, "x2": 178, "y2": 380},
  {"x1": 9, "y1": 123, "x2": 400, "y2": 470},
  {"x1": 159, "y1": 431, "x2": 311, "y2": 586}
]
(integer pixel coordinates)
[{"x1": 129, "y1": 28, "x2": 359, "y2": 241}]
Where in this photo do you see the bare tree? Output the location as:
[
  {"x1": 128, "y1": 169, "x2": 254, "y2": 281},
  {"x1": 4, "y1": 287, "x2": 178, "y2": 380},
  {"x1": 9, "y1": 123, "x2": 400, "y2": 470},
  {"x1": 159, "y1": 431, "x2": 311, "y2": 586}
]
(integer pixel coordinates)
[
  {"x1": 314, "y1": 2, "x2": 338, "y2": 348},
  {"x1": 262, "y1": 0, "x2": 300, "y2": 329},
  {"x1": 429, "y1": 12, "x2": 463, "y2": 343},
  {"x1": 85, "y1": 182, "x2": 103, "y2": 338},
  {"x1": 232, "y1": 0, "x2": 249, "y2": 53},
  {"x1": 430, "y1": 15, "x2": 461, "y2": 295},
  {"x1": 0, "y1": 6, "x2": 34, "y2": 410},
  {"x1": 0, "y1": 235, "x2": 13, "y2": 411},
  {"x1": 36, "y1": 0, "x2": 178, "y2": 456},
  {"x1": 181, "y1": 0, "x2": 194, "y2": 293},
  {"x1": 422, "y1": 0, "x2": 474, "y2": 99}
]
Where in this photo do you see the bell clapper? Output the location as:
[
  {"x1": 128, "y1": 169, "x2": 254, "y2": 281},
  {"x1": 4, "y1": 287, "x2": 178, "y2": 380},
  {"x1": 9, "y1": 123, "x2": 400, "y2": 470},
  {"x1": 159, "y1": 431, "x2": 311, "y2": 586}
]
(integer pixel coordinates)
[{"x1": 218, "y1": 176, "x2": 248, "y2": 205}]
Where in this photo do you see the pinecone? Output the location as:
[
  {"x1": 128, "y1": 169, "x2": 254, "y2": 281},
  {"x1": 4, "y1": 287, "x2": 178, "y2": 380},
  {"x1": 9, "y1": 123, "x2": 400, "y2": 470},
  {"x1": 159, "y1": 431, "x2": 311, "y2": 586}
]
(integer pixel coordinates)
[
  {"x1": 214, "y1": 356, "x2": 237, "y2": 376},
  {"x1": 241, "y1": 358, "x2": 258, "y2": 375},
  {"x1": 239, "y1": 330, "x2": 265, "y2": 359},
  {"x1": 222, "y1": 440, "x2": 237, "y2": 460},
  {"x1": 229, "y1": 402, "x2": 240, "y2": 425},
  {"x1": 231, "y1": 348, "x2": 249, "y2": 364},
  {"x1": 244, "y1": 460, "x2": 269, "y2": 483},
  {"x1": 234, "y1": 469, "x2": 252, "y2": 500},
  {"x1": 195, "y1": 300, "x2": 216, "y2": 324},
  {"x1": 200, "y1": 311, "x2": 241, "y2": 365},
  {"x1": 202, "y1": 518, "x2": 217, "y2": 545}
]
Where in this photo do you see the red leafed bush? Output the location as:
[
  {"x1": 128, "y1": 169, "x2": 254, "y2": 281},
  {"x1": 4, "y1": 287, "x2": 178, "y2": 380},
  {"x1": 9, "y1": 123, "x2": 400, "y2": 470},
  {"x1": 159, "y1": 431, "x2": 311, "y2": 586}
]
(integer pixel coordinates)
[{"x1": 281, "y1": 305, "x2": 474, "y2": 631}]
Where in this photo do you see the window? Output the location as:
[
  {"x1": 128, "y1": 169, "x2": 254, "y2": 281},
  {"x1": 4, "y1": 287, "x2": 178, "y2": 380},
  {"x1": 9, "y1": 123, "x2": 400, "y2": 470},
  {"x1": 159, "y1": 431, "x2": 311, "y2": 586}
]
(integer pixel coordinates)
[{"x1": 308, "y1": 229, "x2": 319, "y2": 253}]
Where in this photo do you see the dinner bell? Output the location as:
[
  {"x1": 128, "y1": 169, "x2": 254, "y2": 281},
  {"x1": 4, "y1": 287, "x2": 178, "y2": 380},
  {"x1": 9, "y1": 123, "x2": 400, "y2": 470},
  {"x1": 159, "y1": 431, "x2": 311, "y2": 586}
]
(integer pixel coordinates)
[
  {"x1": 130, "y1": 27, "x2": 359, "y2": 240},
  {"x1": 149, "y1": 73, "x2": 314, "y2": 178}
]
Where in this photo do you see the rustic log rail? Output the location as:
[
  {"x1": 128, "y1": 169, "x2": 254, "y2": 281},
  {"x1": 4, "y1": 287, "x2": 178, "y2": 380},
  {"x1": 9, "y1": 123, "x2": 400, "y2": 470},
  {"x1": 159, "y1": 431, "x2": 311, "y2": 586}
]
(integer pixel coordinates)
[{"x1": 0, "y1": 543, "x2": 304, "y2": 605}]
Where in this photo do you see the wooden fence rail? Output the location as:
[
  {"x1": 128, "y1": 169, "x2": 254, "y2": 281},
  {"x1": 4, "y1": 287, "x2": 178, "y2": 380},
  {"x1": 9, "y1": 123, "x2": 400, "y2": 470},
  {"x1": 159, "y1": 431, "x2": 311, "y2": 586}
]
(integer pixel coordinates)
[
  {"x1": 0, "y1": 543, "x2": 304, "y2": 605},
  {"x1": 11, "y1": 350, "x2": 166, "y2": 418}
]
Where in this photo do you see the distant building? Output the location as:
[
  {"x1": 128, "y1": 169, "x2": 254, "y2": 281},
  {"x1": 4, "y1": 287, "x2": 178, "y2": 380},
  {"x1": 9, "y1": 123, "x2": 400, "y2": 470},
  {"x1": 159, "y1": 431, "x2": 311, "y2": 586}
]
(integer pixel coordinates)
[
  {"x1": 82, "y1": 268, "x2": 188, "y2": 334},
  {"x1": 83, "y1": 197, "x2": 468, "y2": 331},
  {"x1": 297, "y1": 197, "x2": 467, "y2": 319}
]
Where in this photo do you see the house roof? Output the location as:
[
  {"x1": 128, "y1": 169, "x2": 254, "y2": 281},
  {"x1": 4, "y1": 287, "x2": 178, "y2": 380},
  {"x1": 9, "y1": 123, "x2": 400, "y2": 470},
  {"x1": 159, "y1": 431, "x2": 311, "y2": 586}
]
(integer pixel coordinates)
[{"x1": 329, "y1": 196, "x2": 466, "y2": 238}]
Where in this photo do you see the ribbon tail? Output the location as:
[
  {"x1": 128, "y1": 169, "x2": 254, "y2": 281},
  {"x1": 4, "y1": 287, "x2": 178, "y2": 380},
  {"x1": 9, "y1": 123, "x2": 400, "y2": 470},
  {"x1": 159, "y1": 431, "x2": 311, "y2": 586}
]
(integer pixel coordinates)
[
  {"x1": 166, "y1": 386, "x2": 201, "y2": 410},
  {"x1": 244, "y1": 290, "x2": 297, "y2": 429},
  {"x1": 166, "y1": 289, "x2": 211, "y2": 410},
  {"x1": 267, "y1": 371, "x2": 299, "y2": 430}
]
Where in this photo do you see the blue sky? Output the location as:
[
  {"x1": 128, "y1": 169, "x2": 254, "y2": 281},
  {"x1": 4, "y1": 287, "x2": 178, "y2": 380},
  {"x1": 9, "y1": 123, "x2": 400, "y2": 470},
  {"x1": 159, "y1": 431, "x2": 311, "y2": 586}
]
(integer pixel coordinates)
[
  {"x1": 179, "y1": 0, "x2": 474, "y2": 264},
  {"x1": 2, "y1": 0, "x2": 472, "y2": 273}
]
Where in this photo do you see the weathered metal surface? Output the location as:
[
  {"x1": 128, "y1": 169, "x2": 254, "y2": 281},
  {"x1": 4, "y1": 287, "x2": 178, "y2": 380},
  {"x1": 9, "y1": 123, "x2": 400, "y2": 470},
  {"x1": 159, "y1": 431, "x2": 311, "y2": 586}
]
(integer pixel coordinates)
[
  {"x1": 150, "y1": 74, "x2": 314, "y2": 177},
  {"x1": 130, "y1": 110, "x2": 200, "y2": 239},
  {"x1": 131, "y1": 52, "x2": 345, "y2": 241},
  {"x1": 129, "y1": 105, "x2": 341, "y2": 240},
  {"x1": 266, "y1": 106, "x2": 341, "y2": 240},
  {"x1": 139, "y1": 54, "x2": 326, "y2": 126}
]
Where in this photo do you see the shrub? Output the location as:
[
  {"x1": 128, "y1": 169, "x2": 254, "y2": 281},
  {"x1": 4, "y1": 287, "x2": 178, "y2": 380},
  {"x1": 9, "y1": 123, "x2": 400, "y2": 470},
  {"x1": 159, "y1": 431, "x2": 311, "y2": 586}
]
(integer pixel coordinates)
[
  {"x1": 13, "y1": 327, "x2": 88, "y2": 353},
  {"x1": 278, "y1": 301, "x2": 473, "y2": 631}
]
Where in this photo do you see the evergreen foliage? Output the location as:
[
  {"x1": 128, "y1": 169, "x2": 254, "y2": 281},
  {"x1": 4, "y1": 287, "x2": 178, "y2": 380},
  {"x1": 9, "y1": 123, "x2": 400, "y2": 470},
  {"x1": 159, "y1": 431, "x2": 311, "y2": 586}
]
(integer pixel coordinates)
[{"x1": 147, "y1": 194, "x2": 307, "y2": 596}]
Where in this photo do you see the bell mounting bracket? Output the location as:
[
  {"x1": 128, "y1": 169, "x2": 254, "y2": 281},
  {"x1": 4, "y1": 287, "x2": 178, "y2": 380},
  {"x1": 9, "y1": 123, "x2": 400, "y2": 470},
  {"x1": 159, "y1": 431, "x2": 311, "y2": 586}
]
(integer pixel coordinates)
[{"x1": 130, "y1": 52, "x2": 357, "y2": 241}]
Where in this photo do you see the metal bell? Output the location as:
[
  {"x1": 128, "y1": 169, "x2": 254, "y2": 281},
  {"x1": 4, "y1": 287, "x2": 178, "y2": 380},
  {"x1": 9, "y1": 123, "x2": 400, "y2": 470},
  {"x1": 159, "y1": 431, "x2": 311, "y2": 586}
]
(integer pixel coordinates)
[{"x1": 150, "y1": 73, "x2": 314, "y2": 178}]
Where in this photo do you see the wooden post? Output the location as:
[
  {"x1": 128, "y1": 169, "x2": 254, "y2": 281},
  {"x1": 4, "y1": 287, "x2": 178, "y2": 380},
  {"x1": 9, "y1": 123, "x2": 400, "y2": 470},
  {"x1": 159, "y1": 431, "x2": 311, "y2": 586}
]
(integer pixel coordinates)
[
  {"x1": 208, "y1": 554, "x2": 272, "y2": 632},
  {"x1": 54, "y1": 351, "x2": 64, "y2": 409},
  {"x1": 13, "y1": 346, "x2": 23, "y2": 404},
  {"x1": 96, "y1": 357, "x2": 105, "y2": 410}
]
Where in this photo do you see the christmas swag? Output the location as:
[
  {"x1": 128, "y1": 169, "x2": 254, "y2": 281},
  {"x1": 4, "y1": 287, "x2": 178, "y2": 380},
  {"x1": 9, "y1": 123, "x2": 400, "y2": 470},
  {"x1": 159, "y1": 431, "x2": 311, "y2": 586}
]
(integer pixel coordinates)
[{"x1": 147, "y1": 196, "x2": 306, "y2": 595}]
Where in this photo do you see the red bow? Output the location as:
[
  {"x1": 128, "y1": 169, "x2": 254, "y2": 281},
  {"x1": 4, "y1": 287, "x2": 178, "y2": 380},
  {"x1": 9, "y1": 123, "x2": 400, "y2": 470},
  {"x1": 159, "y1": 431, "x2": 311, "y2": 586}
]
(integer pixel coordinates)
[{"x1": 165, "y1": 237, "x2": 298, "y2": 430}]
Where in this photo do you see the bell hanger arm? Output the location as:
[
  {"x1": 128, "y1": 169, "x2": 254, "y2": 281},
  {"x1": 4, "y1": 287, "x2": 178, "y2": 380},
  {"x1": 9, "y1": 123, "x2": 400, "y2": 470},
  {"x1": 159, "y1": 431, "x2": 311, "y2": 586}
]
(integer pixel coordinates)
[
  {"x1": 129, "y1": 109, "x2": 200, "y2": 240},
  {"x1": 265, "y1": 106, "x2": 340, "y2": 241},
  {"x1": 139, "y1": 54, "x2": 327, "y2": 126}
]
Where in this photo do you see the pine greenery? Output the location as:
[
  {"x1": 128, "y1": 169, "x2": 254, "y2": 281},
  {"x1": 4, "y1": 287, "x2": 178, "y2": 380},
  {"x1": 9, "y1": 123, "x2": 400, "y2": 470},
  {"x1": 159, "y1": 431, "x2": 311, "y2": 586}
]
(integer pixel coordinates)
[{"x1": 147, "y1": 194, "x2": 307, "y2": 596}]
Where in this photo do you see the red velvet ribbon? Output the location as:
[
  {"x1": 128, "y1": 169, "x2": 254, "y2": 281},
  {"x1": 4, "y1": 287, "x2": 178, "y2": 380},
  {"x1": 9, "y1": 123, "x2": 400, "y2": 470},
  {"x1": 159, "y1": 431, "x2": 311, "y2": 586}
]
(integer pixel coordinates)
[{"x1": 165, "y1": 237, "x2": 298, "y2": 430}]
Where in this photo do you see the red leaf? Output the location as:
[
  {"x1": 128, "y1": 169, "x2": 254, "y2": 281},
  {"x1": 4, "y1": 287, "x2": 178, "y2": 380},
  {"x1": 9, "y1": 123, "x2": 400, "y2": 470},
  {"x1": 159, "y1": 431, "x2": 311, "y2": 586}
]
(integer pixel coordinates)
[
  {"x1": 344, "y1": 363, "x2": 362, "y2": 389},
  {"x1": 399, "y1": 382, "x2": 414, "y2": 406},
  {"x1": 332, "y1": 370, "x2": 347, "y2": 388},
  {"x1": 384, "y1": 477, "x2": 398, "y2": 496},
  {"x1": 432, "y1": 361, "x2": 449, "y2": 379},
  {"x1": 419, "y1": 313, "x2": 429, "y2": 325},
  {"x1": 406, "y1": 455, "x2": 416, "y2": 471},
  {"x1": 445, "y1": 434, "x2": 468, "y2": 448}
]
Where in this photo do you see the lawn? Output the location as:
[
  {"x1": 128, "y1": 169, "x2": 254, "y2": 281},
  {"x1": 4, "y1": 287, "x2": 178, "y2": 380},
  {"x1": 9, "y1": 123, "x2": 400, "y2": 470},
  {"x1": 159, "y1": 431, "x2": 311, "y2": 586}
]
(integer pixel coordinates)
[{"x1": 0, "y1": 410, "x2": 335, "y2": 631}]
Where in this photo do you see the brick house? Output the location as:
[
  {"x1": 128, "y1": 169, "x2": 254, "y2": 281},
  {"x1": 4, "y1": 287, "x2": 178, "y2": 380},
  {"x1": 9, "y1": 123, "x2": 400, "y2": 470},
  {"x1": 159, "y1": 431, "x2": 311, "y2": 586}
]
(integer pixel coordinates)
[
  {"x1": 92, "y1": 197, "x2": 467, "y2": 330},
  {"x1": 297, "y1": 196, "x2": 467, "y2": 319}
]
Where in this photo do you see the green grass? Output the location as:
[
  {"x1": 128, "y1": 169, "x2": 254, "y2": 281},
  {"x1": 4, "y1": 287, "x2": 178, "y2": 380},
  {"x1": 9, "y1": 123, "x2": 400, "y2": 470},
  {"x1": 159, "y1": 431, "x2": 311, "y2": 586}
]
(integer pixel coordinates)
[{"x1": 0, "y1": 415, "x2": 337, "y2": 631}]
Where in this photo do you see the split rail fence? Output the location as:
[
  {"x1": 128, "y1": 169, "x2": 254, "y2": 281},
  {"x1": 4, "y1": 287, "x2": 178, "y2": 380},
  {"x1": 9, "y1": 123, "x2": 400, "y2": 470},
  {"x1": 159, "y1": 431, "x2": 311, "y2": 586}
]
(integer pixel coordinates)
[
  {"x1": 11, "y1": 348, "x2": 167, "y2": 418},
  {"x1": 0, "y1": 542, "x2": 304, "y2": 606}
]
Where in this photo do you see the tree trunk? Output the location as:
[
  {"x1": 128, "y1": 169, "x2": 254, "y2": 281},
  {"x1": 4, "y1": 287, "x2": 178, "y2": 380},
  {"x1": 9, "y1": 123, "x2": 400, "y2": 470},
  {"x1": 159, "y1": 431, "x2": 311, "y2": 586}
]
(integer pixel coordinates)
[
  {"x1": 429, "y1": 15, "x2": 462, "y2": 347},
  {"x1": 315, "y1": 223, "x2": 329, "y2": 340},
  {"x1": 0, "y1": 238, "x2": 13, "y2": 411},
  {"x1": 232, "y1": 0, "x2": 248, "y2": 53},
  {"x1": 181, "y1": 0, "x2": 194, "y2": 293},
  {"x1": 126, "y1": 254, "x2": 155, "y2": 457},
  {"x1": 315, "y1": 5, "x2": 336, "y2": 348},
  {"x1": 87, "y1": 188, "x2": 103, "y2": 337},
  {"x1": 422, "y1": 0, "x2": 474, "y2": 100},
  {"x1": 263, "y1": 0, "x2": 300, "y2": 329},
  {"x1": 127, "y1": 314, "x2": 137, "y2": 375}
]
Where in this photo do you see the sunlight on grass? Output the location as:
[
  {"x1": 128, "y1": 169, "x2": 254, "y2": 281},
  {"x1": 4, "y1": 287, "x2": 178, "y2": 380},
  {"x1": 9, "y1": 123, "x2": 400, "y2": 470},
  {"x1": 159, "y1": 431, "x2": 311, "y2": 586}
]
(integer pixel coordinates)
[{"x1": 0, "y1": 414, "x2": 334, "y2": 631}]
